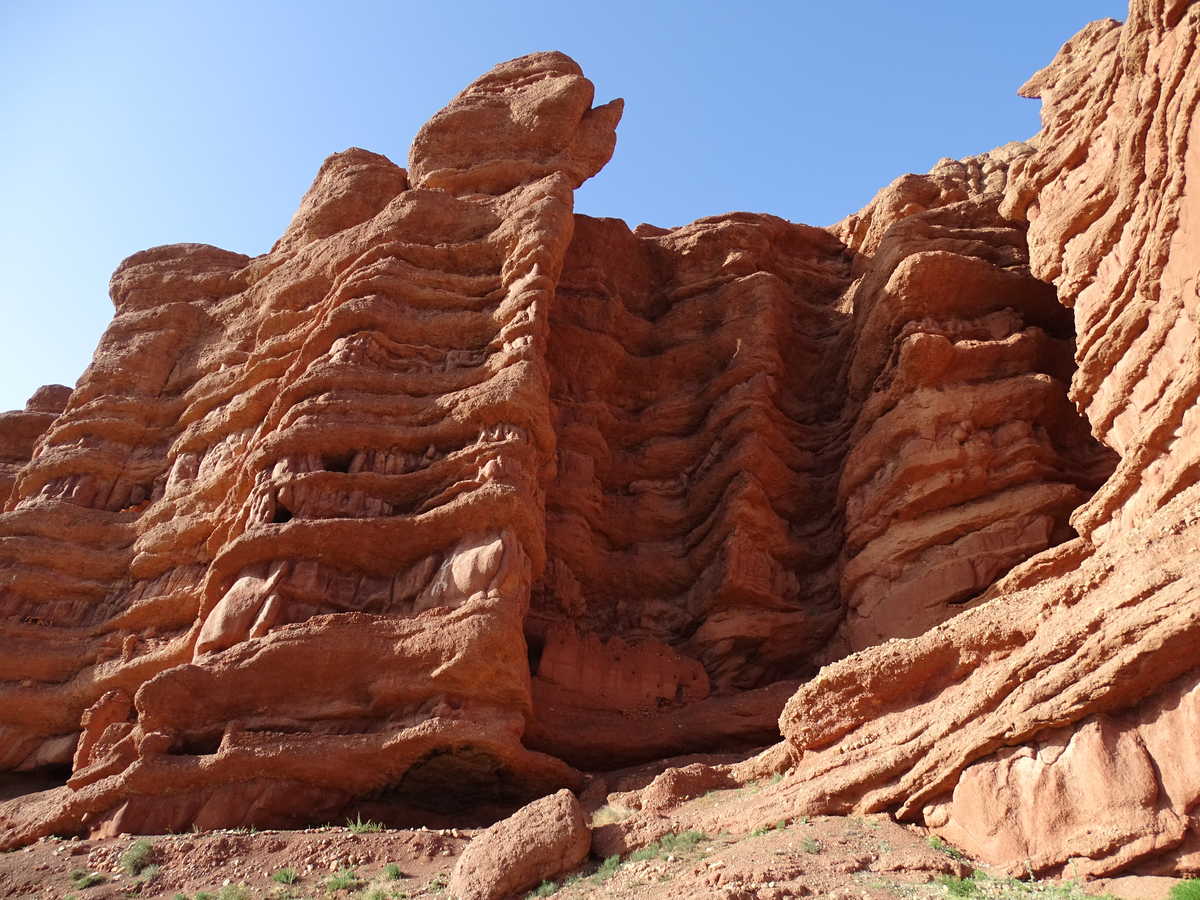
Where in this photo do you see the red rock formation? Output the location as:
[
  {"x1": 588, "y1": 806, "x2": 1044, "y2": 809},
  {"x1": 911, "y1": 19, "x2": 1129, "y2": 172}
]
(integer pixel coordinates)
[
  {"x1": 0, "y1": 51, "x2": 621, "y2": 843},
  {"x1": 0, "y1": 385, "x2": 70, "y2": 508},
  {"x1": 0, "y1": 1, "x2": 1195, "y2": 879},
  {"x1": 769, "y1": 0, "x2": 1200, "y2": 878}
]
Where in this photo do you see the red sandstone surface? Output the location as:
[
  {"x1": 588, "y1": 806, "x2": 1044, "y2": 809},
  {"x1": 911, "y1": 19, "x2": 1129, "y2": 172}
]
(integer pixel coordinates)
[{"x1": 1, "y1": 0, "x2": 1199, "y2": 894}]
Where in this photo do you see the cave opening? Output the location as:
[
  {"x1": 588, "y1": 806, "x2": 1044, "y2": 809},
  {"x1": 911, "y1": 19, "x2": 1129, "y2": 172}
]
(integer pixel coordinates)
[
  {"x1": 0, "y1": 765, "x2": 71, "y2": 802},
  {"x1": 342, "y1": 747, "x2": 537, "y2": 830}
]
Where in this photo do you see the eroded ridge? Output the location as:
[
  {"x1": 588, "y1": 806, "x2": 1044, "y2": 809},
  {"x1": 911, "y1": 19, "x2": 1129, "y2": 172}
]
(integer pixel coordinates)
[{"x1": 0, "y1": 51, "x2": 621, "y2": 842}]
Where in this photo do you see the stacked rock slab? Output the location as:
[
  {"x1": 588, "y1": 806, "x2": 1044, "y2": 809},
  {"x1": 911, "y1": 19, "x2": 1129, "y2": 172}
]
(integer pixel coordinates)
[{"x1": 0, "y1": 0, "x2": 1194, "y2": 877}]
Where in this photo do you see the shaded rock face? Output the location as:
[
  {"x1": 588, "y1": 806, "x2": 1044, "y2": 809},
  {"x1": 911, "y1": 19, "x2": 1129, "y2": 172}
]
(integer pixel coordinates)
[{"x1": 0, "y1": 2, "x2": 1192, "y2": 878}]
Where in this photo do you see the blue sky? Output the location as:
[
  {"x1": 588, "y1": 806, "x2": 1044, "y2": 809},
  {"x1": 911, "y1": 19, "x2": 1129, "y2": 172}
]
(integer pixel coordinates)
[{"x1": 0, "y1": 1, "x2": 1128, "y2": 413}]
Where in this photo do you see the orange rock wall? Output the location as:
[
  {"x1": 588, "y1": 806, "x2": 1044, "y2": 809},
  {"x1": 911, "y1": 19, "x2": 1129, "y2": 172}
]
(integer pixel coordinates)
[
  {"x1": 0, "y1": 2, "x2": 1196, "y2": 876},
  {"x1": 775, "y1": 0, "x2": 1200, "y2": 877}
]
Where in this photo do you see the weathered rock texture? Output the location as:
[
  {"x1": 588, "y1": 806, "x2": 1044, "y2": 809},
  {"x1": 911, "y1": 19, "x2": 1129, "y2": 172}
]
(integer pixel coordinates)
[
  {"x1": 0, "y1": 0, "x2": 1196, "y2": 879},
  {"x1": 770, "y1": 0, "x2": 1200, "y2": 878}
]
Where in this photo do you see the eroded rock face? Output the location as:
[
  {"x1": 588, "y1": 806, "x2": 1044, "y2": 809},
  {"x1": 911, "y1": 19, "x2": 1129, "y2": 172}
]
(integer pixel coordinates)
[
  {"x1": 772, "y1": 0, "x2": 1200, "y2": 878},
  {"x1": 0, "y1": 2, "x2": 1195, "y2": 876}
]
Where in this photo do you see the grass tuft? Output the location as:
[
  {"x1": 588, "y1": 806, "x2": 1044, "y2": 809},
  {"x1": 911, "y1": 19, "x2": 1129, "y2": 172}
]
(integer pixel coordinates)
[
  {"x1": 120, "y1": 838, "x2": 156, "y2": 875},
  {"x1": 630, "y1": 830, "x2": 710, "y2": 861},
  {"x1": 527, "y1": 880, "x2": 560, "y2": 897},
  {"x1": 345, "y1": 813, "x2": 384, "y2": 834},
  {"x1": 272, "y1": 867, "x2": 300, "y2": 884},
  {"x1": 69, "y1": 869, "x2": 106, "y2": 889},
  {"x1": 325, "y1": 868, "x2": 363, "y2": 892},
  {"x1": 593, "y1": 855, "x2": 621, "y2": 882}
]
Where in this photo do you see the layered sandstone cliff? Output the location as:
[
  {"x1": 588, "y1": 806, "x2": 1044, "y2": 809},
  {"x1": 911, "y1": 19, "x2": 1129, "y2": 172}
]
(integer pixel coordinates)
[{"x1": 1, "y1": 0, "x2": 1197, "y2": 879}]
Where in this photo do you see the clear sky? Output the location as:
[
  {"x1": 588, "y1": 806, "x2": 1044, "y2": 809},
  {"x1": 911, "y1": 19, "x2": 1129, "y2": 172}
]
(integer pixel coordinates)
[{"x1": 0, "y1": 0, "x2": 1128, "y2": 413}]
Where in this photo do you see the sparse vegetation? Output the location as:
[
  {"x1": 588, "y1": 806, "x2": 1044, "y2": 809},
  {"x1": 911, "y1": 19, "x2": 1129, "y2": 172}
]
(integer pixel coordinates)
[
  {"x1": 69, "y1": 869, "x2": 106, "y2": 889},
  {"x1": 925, "y1": 872, "x2": 1121, "y2": 900},
  {"x1": 750, "y1": 820, "x2": 787, "y2": 837},
  {"x1": 272, "y1": 867, "x2": 300, "y2": 884},
  {"x1": 1171, "y1": 880, "x2": 1200, "y2": 900},
  {"x1": 527, "y1": 880, "x2": 560, "y2": 897},
  {"x1": 121, "y1": 837, "x2": 156, "y2": 875},
  {"x1": 326, "y1": 868, "x2": 363, "y2": 892},
  {"x1": 384, "y1": 862, "x2": 405, "y2": 880},
  {"x1": 938, "y1": 875, "x2": 979, "y2": 897},
  {"x1": 427, "y1": 872, "x2": 448, "y2": 892},
  {"x1": 345, "y1": 813, "x2": 384, "y2": 834},
  {"x1": 629, "y1": 829, "x2": 710, "y2": 861},
  {"x1": 927, "y1": 834, "x2": 967, "y2": 860},
  {"x1": 801, "y1": 836, "x2": 823, "y2": 854},
  {"x1": 218, "y1": 886, "x2": 251, "y2": 900},
  {"x1": 593, "y1": 855, "x2": 621, "y2": 883}
]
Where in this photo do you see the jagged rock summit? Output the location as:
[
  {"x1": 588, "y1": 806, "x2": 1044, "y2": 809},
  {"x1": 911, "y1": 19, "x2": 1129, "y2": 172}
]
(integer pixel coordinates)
[{"x1": 1, "y1": 4, "x2": 1198, "y2": 882}]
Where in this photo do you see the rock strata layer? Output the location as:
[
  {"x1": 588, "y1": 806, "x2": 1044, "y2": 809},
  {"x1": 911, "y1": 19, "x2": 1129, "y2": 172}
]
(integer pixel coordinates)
[{"x1": 1, "y1": 1, "x2": 1197, "y2": 878}]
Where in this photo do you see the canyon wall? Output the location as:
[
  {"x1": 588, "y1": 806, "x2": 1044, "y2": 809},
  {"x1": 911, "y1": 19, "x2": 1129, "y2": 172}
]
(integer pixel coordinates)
[{"x1": 0, "y1": 0, "x2": 1197, "y2": 878}]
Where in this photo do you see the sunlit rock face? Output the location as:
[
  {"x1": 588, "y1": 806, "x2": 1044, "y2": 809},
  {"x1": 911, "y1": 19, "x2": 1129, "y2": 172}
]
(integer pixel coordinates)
[
  {"x1": 3, "y1": 2, "x2": 1196, "y2": 874},
  {"x1": 774, "y1": 0, "x2": 1200, "y2": 879}
]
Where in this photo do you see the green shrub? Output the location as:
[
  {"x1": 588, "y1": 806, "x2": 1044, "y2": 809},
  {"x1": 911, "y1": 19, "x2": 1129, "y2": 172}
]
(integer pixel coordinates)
[
  {"x1": 272, "y1": 867, "x2": 300, "y2": 884},
  {"x1": 384, "y1": 862, "x2": 405, "y2": 880},
  {"x1": 801, "y1": 837, "x2": 822, "y2": 854},
  {"x1": 527, "y1": 880, "x2": 559, "y2": 897},
  {"x1": 121, "y1": 838, "x2": 155, "y2": 875},
  {"x1": 1171, "y1": 881, "x2": 1200, "y2": 900},
  {"x1": 217, "y1": 886, "x2": 251, "y2": 900}
]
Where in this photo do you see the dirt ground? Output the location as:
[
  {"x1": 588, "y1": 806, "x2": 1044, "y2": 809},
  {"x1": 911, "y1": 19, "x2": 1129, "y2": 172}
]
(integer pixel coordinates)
[{"x1": 0, "y1": 782, "x2": 1187, "y2": 900}]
